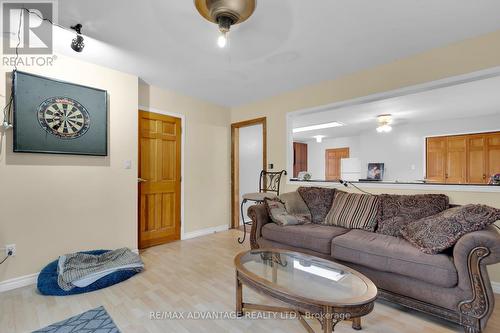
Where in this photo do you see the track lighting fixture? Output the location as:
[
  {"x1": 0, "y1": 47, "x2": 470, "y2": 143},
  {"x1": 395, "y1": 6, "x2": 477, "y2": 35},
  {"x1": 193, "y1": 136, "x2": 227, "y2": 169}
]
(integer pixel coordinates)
[{"x1": 70, "y1": 24, "x2": 85, "y2": 52}]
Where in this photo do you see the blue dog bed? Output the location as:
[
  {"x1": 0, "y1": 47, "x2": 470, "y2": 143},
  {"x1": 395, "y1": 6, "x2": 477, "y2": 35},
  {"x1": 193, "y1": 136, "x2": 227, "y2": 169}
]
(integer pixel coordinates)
[{"x1": 37, "y1": 250, "x2": 140, "y2": 296}]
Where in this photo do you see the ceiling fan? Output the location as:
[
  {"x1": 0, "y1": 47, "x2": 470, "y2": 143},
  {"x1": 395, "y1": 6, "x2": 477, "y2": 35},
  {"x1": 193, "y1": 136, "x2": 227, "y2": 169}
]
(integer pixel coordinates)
[{"x1": 194, "y1": 0, "x2": 257, "y2": 48}]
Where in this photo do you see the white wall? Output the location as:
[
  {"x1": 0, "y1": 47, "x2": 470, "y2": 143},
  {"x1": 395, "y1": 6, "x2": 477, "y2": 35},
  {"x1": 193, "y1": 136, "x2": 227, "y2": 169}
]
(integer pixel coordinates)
[
  {"x1": 1, "y1": 53, "x2": 139, "y2": 282},
  {"x1": 307, "y1": 136, "x2": 361, "y2": 180},
  {"x1": 239, "y1": 124, "x2": 263, "y2": 222},
  {"x1": 138, "y1": 83, "x2": 231, "y2": 234},
  {"x1": 305, "y1": 113, "x2": 500, "y2": 181}
]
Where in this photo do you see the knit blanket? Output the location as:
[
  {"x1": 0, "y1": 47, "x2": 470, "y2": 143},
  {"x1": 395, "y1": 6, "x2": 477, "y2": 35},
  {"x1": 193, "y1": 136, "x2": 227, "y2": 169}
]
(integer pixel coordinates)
[{"x1": 57, "y1": 248, "x2": 144, "y2": 291}]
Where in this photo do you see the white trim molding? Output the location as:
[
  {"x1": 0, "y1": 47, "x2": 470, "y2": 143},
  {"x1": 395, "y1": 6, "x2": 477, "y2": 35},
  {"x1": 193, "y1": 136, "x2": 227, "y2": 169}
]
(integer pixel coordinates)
[
  {"x1": 181, "y1": 224, "x2": 229, "y2": 240},
  {"x1": 0, "y1": 273, "x2": 38, "y2": 293}
]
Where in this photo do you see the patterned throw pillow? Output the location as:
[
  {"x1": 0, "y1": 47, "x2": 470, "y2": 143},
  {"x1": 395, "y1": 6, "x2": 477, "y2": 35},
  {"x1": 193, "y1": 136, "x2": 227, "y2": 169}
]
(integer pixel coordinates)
[
  {"x1": 325, "y1": 192, "x2": 380, "y2": 231},
  {"x1": 297, "y1": 187, "x2": 336, "y2": 224},
  {"x1": 401, "y1": 204, "x2": 500, "y2": 254},
  {"x1": 264, "y1": 198, "x2": 310, "y2": 226},
  {"x1": 278, "y1": 191, "x2": 312, "y2": 221},
  {"x1": 376, "y1": 194, "x2": 449, "y2": 237}
]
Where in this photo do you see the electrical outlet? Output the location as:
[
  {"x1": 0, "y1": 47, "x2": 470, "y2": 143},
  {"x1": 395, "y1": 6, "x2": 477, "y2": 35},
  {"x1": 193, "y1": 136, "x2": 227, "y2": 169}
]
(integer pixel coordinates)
[{"x1": 6, "y1": 244, "x2": 16, "y2": 256}]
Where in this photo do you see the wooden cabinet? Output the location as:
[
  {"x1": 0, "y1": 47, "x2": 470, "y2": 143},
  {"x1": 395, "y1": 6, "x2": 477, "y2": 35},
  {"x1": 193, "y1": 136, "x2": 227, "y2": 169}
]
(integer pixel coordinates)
[
  {"x1": 426, "y1": 131, "x2": 500, "y2": 184},
  {"x1": 487, "y1": 133, "x2": 500, "y2": 179},
  {"x1": 426, "y1": 137, "x2": 447, "y2": 183},
  {"x1": 446, "y1": 136, "x2": 467, "y2": 184},
  {"x1": 467, "y1": 135, "x2": 487, "y2": 184},
  {"x1": 293, "y1": 142, "x2": 308, "y2": 178}
]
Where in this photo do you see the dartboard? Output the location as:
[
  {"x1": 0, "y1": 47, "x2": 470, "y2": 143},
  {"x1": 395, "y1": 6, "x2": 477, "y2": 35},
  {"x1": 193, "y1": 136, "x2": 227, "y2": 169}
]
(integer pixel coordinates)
[{"x1": 37, "y1": 97, "x2": 90, "y2": 139}]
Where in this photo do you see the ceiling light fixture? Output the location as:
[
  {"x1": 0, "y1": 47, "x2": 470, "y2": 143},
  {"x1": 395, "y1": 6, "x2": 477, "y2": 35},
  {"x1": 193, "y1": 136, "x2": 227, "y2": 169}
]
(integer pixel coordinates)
[
  {"x1": 313, "y1": 135, "x2": 326, "y2": 143},
  {"x1": 376, "y1": 114, "x2": 393, "y2": 133},
  {"x1": 293, "y1": 121, "x2": 344, "y2": 133},
  {"x1": 195, "y1": 0, "x2": 256, "y2": 48},
  {"x1": 70, "y1": 24, "x2": 85, "y2": 52}
]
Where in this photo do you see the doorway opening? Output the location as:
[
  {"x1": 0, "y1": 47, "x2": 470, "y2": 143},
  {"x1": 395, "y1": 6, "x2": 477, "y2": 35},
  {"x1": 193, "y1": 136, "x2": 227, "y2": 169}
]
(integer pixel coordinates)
[
  {"x1": 231, "y1": 117, "x2": 267, "y2": 230},
  {"x1": 138, "y1": 110, "x2": 182, "y2": 249}
]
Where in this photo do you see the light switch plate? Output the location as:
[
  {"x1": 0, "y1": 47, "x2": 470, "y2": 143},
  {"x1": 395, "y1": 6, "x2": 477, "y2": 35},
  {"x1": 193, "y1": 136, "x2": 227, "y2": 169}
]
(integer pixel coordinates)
[{"x1": 124, "y1": 160, "x2": 132, "y2": 169}]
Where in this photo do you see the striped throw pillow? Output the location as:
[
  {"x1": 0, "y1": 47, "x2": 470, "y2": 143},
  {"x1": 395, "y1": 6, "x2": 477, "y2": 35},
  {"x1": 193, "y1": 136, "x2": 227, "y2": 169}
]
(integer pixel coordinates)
[{"x1": 325, "y1": 192, "x2": 380, "y2": 231}]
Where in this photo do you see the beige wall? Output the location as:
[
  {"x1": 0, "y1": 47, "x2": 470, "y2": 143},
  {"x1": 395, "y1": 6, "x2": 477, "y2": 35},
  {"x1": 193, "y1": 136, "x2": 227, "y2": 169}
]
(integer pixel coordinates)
[
  {"x1": 0, "y1": 54, "x2": 139, "y2": 282},
  {"x1": 231, "y1": 30, "x2": 500, "y2": 282},
  {"x1": 138, "y1": 83, "x2": 231, "y2": 234}
]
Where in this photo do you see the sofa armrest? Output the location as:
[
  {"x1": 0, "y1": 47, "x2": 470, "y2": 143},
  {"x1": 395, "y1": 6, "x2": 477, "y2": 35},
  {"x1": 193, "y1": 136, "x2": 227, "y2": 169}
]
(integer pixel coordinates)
[
  {"x1": 453, "y1": 226, "x2": 500, "y2": 332},
  {"x1": 248, "y1": 204, "x2": 270, "y2": 249},
  {"x1": 454, "y1": 226, "x2": 500, "y2": 289}
]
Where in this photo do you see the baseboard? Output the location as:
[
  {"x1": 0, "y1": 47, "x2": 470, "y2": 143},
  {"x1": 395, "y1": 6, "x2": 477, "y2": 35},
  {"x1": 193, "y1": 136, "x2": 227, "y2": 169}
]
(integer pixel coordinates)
[
  {"x1": 182, "y1": 224, "x2": 229, "y2": 240},
  {"x1": 0, "y1": 273, "x2": 38, "y2": 293},
  {"x1": 492, "y1": 281, "x2": 500, "y2": 294}
]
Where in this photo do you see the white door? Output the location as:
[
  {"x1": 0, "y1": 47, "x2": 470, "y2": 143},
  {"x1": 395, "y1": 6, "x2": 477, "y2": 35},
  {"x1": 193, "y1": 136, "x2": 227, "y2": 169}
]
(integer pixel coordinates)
[{"x1": 239, "y1": 124, "x2": 264, "y2": 224}]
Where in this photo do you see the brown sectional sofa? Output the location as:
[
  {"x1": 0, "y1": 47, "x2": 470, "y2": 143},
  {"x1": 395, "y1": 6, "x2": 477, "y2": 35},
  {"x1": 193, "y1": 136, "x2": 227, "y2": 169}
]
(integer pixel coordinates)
[{"x1": 248, "y1": 192, "x2": 500, "y2": 333}]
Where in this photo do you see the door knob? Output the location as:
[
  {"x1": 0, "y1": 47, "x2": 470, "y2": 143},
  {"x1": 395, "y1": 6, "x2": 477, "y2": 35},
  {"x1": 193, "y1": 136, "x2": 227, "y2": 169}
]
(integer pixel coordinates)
[{"x1": 138, "y1": 178, "x2": 148, "y2": 183}]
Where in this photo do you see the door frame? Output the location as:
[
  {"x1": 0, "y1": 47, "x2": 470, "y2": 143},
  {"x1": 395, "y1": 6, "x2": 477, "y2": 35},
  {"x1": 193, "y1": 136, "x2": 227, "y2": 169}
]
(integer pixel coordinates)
[
  {"x1": 231, "y1": 117, "x2": 267, "y2": 229},
  {"x1": 138, "y1": 105, "x2": 185, "y2": 242}
]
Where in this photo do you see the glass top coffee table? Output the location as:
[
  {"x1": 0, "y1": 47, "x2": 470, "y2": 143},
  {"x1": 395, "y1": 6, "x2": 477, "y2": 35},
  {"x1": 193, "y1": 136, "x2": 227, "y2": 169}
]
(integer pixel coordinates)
[{"x1": 234, "y1": 249, "x2": 378, "y2": 332}]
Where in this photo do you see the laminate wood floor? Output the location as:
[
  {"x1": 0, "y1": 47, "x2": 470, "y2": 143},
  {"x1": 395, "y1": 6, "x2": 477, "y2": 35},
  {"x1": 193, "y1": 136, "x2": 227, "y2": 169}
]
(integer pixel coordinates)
[{"x1": 1, "y1": 229, "x2": 499, "y2": 333}]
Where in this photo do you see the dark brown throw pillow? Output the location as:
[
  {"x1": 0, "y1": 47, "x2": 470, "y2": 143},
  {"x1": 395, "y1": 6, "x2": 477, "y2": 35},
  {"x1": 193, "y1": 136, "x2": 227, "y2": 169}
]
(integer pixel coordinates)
[
  {"x1": 376, "y1": 194, "x2": 449, "y2": 237},
  {"x1": 263, "y1": 198, "x2": 310, "y2": 226},
  {"x1": 297, "y1": 187, "x2": 336, "y2": 224},
  {"x1": 401, "y1": 204, "x2": 500, "y2": 254}
]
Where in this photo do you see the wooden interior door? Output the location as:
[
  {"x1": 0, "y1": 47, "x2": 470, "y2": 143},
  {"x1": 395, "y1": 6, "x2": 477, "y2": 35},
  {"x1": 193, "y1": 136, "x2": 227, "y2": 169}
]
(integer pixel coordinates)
[
  {"x1": 487, "y1": 132, "x2": 500, "y2": 180},
  {"x1": 325, "y1": 148, "x2": 349, "y2": 181},
  {"x1": 446, "y1": 136, "x2": 467, "y2": 184},
  {"x1": 467, "y1": 135, "x2": 487, "y2": 184},
  {"x1": 139, "y1": 111, "x2": 181, "y2": 249},
  {"x1": 293, "y1": 142, "x2": 308, "y2": 177},
  {"x1": 426, "y1": 137, "x2": 447, "y2": 183}
]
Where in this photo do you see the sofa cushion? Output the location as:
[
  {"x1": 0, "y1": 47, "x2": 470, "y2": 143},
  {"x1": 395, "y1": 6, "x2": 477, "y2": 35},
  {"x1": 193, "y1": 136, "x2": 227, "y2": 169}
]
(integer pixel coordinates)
[
  {"x1": 297, "y1": 187, "x2": 336, "y2": 224},
  {"x1": 376, "y1": 194, "x2": 449, "y2": 237},
  {"x1": 331, "y1": 229, "x2": 458, "y2": 288},
  {"x1": 261, "y1": 223, "x2": 349, "y2": 254},
  {"x1": 402, "y1": 204, "x2": 500, "y2": 254},
  {"x1": 279, "y1": 191, "x2": 312, "y2": 221},
  {"x1": 264, "y1": 198, "x2": 310, "y2": 226},
  {"x1": 325, "y1": 192, "x2": 380, "y2": 231}
]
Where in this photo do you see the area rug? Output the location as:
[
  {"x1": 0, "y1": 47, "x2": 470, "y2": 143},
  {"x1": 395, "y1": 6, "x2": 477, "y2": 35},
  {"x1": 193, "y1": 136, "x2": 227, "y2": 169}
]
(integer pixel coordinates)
[{"x1": 33, "y1": 306, "x2": 120, "y2": 333}]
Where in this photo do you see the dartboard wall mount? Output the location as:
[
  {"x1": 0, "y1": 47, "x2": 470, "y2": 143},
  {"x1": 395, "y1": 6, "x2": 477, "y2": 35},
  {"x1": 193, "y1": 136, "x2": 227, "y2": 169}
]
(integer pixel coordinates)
[{"x1": 12, "y1": 70, "x2": 108, "y2": 156}]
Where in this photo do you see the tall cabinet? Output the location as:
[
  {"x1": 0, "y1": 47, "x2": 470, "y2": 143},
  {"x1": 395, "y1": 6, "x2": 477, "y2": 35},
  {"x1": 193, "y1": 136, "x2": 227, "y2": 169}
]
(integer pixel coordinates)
[{"x1": 426, "y1": 132, "x2": 500, "y2": 184}]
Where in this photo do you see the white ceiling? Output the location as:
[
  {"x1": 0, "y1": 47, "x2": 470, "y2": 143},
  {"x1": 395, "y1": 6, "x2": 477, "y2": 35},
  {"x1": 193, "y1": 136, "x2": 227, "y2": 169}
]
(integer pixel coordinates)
[
  {"x1": 54, "y1": 0, "x2": 500, "y2": 107},
  {"x1": 291, "y1": 75, "x2": 500, "y2": 141}
]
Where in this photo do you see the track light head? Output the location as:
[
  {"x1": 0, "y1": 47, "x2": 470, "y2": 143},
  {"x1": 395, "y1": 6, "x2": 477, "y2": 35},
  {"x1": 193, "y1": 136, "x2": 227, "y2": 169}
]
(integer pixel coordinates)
[{"x1": 70, "y1": 24, "x2": 85, "y2": 52}]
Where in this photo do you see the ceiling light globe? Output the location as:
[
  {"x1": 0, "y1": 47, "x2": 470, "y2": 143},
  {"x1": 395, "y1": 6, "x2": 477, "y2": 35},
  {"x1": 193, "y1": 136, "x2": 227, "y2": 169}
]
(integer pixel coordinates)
[
  {"x1": 377, "y1": 125, "x2": 392, "y2": 133},
  {"x1": 217, "y1": 33, "x2": 227, "y2": 48}
]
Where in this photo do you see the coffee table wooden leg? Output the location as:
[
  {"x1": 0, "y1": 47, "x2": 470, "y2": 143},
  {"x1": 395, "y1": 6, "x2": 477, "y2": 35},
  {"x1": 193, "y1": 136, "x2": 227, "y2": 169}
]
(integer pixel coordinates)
[
  {"x1": 323, "y1": 307, "x2": 333, "y2": 333},
  {"x1": 236, "y1": 272, "x2": 243, "y2": 317},
  {"x1": 352, "y1": 317, "x2": 362, "y2": 330}
]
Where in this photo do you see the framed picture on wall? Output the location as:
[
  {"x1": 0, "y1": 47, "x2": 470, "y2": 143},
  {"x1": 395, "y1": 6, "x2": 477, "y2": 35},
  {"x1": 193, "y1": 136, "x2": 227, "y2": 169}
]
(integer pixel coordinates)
[
  {"x1": 13, "y1": 70, "x2": 108, "y2": 156},
  {"x1": 367, "y1": 163, "x2": 384, "y2": 180}
]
